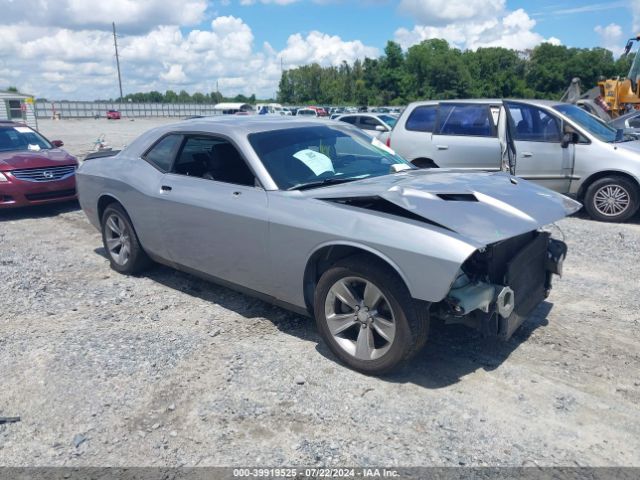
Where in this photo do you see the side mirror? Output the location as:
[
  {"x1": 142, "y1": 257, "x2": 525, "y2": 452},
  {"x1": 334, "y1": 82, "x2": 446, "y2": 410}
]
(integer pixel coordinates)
[
  {"x1": 561, "y1": 132, "x2": 579, "y2": 148},
  {"x1": 375, "y1": 125, "x2": 387, "y2": 132},
  {"x1": 51, "y1": 140, "x2": 64, "y2": 148}
]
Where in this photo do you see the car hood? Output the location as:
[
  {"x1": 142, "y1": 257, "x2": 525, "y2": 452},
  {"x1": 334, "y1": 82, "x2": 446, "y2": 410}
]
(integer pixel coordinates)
[
  {"x1": 309, "y1": 170, "x2": 582, "y2": 246},
  {"x1": 0, "y1": 149, "x2": 77, "y2": 171},
  {"x1": 614, "y1": 138, "x2": 640, "y2": 154}
]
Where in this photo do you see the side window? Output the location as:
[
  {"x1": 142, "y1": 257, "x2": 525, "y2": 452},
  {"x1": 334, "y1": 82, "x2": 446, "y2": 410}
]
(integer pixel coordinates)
[
  {"x1": 143, "y1": 134, "x2": 182, "y2": 172},
  {"x1": 507, "y1": 103, "x2": 562, "y2": 142},
  {"x1": 405, "y1": 106, "x2": 437, "y2": 132},
  {"x1": 437, "y1": 104, "x2": 494, "y2": 137},
  {"x1": 340, "y1": 116, "x2": 357, "y2": 125},
  {"x1": 629, "y1": 116, "x2": 640, "y2": 128},
  {"x1": 173, "y1": 135, "x2": 255, "y2": 187},
  {"x1": 359, "y1": 116, "x2": 382, "y2": 131}
]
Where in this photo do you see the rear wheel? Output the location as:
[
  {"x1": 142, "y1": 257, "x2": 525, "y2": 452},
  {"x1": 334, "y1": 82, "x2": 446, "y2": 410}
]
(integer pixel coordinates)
[
  {"x1": 314, "y1": 255, "x2": 429, "y2": 375},
  {"x1": 584, "y1": 176, "x2": 639, "y2": 223},
  {"x1": 101, "y1": 203, "x2": 151, "y2": 274}
]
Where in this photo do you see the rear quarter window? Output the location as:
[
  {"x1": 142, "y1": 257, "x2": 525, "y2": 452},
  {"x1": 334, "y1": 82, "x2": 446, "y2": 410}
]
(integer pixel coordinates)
[
  {"x1": 405, "y1": 106, "x2": 437, "y2": 132},
  {"x1": 143, "y1": 134, "x2": 182, "y2": 172}
]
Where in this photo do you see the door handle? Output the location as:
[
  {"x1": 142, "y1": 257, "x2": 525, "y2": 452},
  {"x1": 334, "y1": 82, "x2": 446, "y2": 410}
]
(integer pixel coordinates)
[
  {"x1": 160, "y1": 185, "x2": 172, "y2": 192},
  {"x1": 436, "y1": 145, "x2": 449, "y2": 150},
  {"x1": 522, "y1": 152, "x2": 533, "y2": 158}
]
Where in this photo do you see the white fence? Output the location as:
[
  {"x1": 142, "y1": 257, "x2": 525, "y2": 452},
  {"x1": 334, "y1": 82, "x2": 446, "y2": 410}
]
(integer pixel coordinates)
[{"x1": 35, "y1": 101, "x2": 222, "y2": 119}]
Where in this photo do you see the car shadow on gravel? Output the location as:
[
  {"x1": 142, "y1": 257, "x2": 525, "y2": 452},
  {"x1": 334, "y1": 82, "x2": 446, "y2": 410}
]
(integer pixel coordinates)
[
  {"x1": 0, "y1": 200, "x2": 79, "y2": 222},
  {"x1": 383, "y1": 301, "x2": 553, "y2": 389},
  {"x1": 93, "y1": 255, "x2": 322, "y2": 342},
  {"x1": 92, "y1": 246, "x2": 554, "y2": 386}
]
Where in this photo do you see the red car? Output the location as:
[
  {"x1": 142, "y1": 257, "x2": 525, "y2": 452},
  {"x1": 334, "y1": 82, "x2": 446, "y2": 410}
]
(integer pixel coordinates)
[
  {"x1": 0, "y1": 122, "x2": 78, "y2": 208},
  {"x1": 307, "y1": 106, "x2": 329, "y2": 117},
  {"x1": 106, "y1": 109, "x2": 121, "y2": 120}
]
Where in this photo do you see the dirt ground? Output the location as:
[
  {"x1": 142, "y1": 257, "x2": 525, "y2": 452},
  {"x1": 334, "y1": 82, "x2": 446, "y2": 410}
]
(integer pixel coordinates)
[{"x1": 0, "y1": 119, "x2": 639, "y2": 467}]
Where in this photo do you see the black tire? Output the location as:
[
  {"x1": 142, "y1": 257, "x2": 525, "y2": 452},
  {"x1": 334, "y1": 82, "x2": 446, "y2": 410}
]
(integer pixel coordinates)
[
  {"x1": 584, "y1": 176, "x2": 640, "y2": 223},
  {"x1": 314, "y1": 255, "x2": 429, "y2": 375},
  {"x1": 101, "y1": 203, "x2": 151, "y2": 274}
]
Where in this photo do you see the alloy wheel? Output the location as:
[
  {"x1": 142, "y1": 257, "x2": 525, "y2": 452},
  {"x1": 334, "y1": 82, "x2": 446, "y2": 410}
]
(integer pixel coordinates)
[
  {"x1": 105, "y1": 213, "x2": 131, "y2": 266},
  {"x1": 324, "y1": 276, "x2": 397, "y2": 361},
  {"x1": 593, "y1": 184, "x2": 630, "y2": 217}
]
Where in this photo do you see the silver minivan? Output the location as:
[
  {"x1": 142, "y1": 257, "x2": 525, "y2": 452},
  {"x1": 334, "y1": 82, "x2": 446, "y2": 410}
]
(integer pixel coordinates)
[{"x1": 388, "y1": 99, "x2": 640, "y2": 222}]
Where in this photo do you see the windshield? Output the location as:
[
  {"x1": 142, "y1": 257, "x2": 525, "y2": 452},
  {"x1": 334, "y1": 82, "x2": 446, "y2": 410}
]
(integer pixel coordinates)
[
  {"x1": 553, "y1": 104, "x2": 617, "y2": 142},
  {"x1": 248, "y1": 125, "x2": 413, "y2": 190},
  {"x1": 609, "y1": 110, "x2": 640, "y2": 129},
  {"x1": 379, "y1": 115, "x2": 397, "y2": 128},
  {"x1": 0, "y1": 126, "x2": 53, "y2": 153}
]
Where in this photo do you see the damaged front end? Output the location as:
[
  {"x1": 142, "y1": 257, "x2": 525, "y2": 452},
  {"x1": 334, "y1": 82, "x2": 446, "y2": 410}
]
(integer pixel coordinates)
[{"x1": 435, "y1": 230, "x2": 567, "y2": 340}]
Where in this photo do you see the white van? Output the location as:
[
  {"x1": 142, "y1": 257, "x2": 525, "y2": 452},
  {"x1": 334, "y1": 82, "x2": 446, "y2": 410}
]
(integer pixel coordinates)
[{"x1": 388, "y1": 99, "x2": 640, "y2": 222}]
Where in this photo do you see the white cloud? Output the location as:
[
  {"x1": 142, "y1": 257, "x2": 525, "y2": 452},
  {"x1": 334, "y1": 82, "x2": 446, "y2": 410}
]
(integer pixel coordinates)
[
  {"x1": 279, "y1": 31, "x2": 379, "y2": 66},
  {"x1": 160, "y1": 65, "x2": 188, "y2": 84},
  {"x1": 398, "y1": 0, "x2": 505, "y2": 25},
  {"x1": 595, "y1": 23, "x2": 624, "y2": 56},
  {"x1": 395, "y1": 8, "x2": 560, "y2": 51},
  {"x1": 0, "y1": 15, "x2": 377, "y2": 100},
  {"x1": 0, "y1": 0, "x2": 207, "y2": 33}
]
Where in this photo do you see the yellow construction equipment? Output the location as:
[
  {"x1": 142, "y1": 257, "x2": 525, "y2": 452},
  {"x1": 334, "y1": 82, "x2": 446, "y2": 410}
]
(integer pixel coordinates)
[{"x1": 598, "y1": 34, "x2": 640, "y2": 117}]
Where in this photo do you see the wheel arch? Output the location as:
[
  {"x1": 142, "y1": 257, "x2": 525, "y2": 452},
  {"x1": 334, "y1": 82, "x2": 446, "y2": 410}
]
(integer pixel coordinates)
[
  {"x1": 302, "y1": 241, "x2": 411, "y2": 314},
  {"x1": 97, "y1": 193, "x2": 126, "y2": 221},
  {"x1": 577, "y1": 170, "x2": 640, "y2": 201},
  {"x1": 410, "y1": 157, "x2": 439, "y2": 169}
]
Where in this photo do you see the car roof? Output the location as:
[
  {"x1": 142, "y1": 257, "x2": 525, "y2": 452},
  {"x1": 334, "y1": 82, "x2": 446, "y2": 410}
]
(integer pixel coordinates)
[
  {"x1": 407, "y1": 98, "x2": 564, "y2": 108},
  {"x1": 155, "y1": 115, "x2": 339, "y2": 135},
  {"x1": 0, "y1": 121, "x2": 27, "y2": 128}
]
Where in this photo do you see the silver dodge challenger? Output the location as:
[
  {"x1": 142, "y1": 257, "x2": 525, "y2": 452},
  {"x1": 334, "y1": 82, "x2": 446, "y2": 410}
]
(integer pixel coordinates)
[{"x1": 77, "y1": 117, "x2": 581, "y2": 374}]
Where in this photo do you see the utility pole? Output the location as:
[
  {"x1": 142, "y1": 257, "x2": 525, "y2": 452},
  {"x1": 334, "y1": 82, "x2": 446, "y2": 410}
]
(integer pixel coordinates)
[{"x1": 112, "y1": 22, "x2": 124, "y2": 103}]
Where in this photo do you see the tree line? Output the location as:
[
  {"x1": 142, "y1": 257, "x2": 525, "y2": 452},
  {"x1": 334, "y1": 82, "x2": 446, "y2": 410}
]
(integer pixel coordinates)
[
  {"x1": 110, "y1": 91, "x2": 271, "y2": 104},
  {"x1": 277, "y1": 39, "x2": 635, "y2": 105}
]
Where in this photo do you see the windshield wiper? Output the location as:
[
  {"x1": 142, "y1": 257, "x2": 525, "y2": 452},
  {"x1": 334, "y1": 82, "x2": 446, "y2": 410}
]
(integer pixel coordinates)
[{"x1": 287, "y1": 177, "x2": 363, "y2": 191}]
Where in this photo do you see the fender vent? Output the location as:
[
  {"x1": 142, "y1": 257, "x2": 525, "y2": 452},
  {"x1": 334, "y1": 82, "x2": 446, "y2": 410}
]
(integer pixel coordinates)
[
  {"x1": 321, "y1": 196, "x2": 452, "y2": 231},
  {"x1": 437, "y1": 193, "x2": 478, "y2": 202}
]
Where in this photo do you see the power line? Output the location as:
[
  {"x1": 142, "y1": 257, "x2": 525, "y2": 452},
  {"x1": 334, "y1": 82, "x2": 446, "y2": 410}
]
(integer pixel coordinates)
[{"x1": 112, "y1": 22, "x2": 123, "y2": 102}]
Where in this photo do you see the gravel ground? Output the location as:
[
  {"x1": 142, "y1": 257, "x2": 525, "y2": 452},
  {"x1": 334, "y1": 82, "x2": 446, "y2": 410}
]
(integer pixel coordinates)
[
  {"x1": 37, "y1": 118, "x2": 178, "y2": 159},
  {"x1": 0, "y1": 119, "x2": 639, "y2": 467}
]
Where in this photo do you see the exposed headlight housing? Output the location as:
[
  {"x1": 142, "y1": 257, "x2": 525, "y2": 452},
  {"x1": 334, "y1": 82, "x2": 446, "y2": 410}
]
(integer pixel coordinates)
[{"x1": 0, "y1": 172, "x2": 9, "y2": 182}]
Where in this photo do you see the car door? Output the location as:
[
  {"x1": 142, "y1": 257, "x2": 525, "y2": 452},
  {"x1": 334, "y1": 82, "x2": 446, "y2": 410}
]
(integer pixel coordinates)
[
  {"x1": 431, "y1": 103, "x2": 501, "y2": 170},
  {"x1": 157, "y1": 134, "x2": 271, "y2": 293},
  {"x1": 358, "y1": 116, "x2": 388, "y2": 139},
  {"x1": 505, "y1": 101, "x2": 572, "y2": 193},
  {"x1": 124, "y1": 133, "x2": 184, "y2": 260},
  {"x1": 393, "y1": 104, "x2": 438, "y2": 164}
]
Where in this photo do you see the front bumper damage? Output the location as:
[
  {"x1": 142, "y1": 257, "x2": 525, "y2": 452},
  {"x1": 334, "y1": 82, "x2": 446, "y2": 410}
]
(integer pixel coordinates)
[{"x1": 439, "y1": 231, "x2": 567, "y2": 340}]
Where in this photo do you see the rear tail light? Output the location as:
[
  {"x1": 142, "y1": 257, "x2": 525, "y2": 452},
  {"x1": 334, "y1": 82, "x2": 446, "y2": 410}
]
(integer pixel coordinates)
[{"x1": 386, "y1": 137, "x2": 391, "y2": 148}]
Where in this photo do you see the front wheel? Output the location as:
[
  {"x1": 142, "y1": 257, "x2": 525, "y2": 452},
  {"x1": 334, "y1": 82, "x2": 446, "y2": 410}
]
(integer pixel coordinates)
[
  {"x1": 314, "y1": 255, "x2": 429, "y2": 375},
  {"x1": 584, "y1": 176, "x2": 639, "y2": 223}
]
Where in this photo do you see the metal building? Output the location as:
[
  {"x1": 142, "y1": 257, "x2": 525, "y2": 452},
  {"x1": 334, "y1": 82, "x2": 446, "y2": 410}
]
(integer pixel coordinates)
[{"x1": 0, "y1": 90, "x2": 38, "y2": 130}]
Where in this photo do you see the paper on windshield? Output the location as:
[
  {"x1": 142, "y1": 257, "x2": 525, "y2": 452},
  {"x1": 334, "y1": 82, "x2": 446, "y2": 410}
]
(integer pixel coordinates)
[
  {"x1": 27, "y1": 144, "x2": 41, "y2": 151},
  {"x1": 293, "y1": 149, "x2": 334, "y2": 176},
  {"x1": 14, "y1": 127, "x2": 31, "y2": 133}
]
